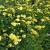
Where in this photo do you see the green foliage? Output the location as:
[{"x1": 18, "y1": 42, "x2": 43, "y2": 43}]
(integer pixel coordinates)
[{"x1": 0, "y1": 0, "x2": 50, "y2": 50}]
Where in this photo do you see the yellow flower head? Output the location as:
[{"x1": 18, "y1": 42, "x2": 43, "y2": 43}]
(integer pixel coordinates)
[
  {"x1": 21, "y1": 20, "x2": 25, "y2": 22},
  {"x1": 11, "y1": 22, "x2": 17, "y2": 26},
  {"x1": 11, "y1": 0, "x2": 14, "y2": 1},
  {"x1": 31, "y1": 29, "x2": 38, "y2": 35},
  {"x1": 35, "y1": 25, "x2": 45, "y2": 30},
  {"x1": 20, "y1": 29, "x2": 24, "y2": 32},
  {"x1": 33, "y1": 18, "x2": 37, "y2": 22},
  {"x1": 21, "y1": 14, "x2": 26, "y2": 18},
  {"x1": 26, "y1": 0, "x2": 30, "y2": 1},
  {"x1": 9, "y1": 33, "x2": 17, "y2": 40},
  {"x1": 17, "y1": 15, "x2": 20, "y2": 18},
  {"x1": 41, "y1": 19, "x2": 45, "y2": 22},
  {"x1": 35, "y1": 25, "x2": 42, "y2": 30},
  {"x1": 8, "y1": 43, "x2": 13, "y2": 47},
  {"x1": 0, "y1": 36, "x2": 2, "y2": 41},
  {"x1": 25, "y1": 21, "x2": 32, "y2": 25},
  {"x1": 4, "y1": 9, "x2": 8, "y2": 11},
  {"x1": 0, "y1": 5, "x2": 4, "y2": 8},
  {"x1": 15, "y1": 18, "x2": 20, "y2": 21},
  {"x1": 22, "y1": 34, "x2": 26, "y2": 38},
  {"x1": 3, "y1": 12, "x2": 7, "y2": 16},
  {"x1": 45, "y1": 17, "x2": 50, "y2": 21},
  {"x1": 8, "y1": 13, "x2": 12, "y2": 17},
  {"x1": 18, "y1": 6, "x2": 23, "y2": 10},
  {"x1": 10, "y1": 8, "x2": 15, "y2": 13},
  {"x1": 9, "y1": 33, "x2": 21, "y2": 45},
  {"x1": 27, "y1": 16, "x2": 32, "y2": 20},
  {"x1": 41, "y1": 25, "x2": 45, "y2": 28}
]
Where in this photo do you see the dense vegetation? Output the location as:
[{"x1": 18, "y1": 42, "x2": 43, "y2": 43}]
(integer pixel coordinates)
[{"x1": 0, "y1": 0, "x2": 50, "y2": 50}]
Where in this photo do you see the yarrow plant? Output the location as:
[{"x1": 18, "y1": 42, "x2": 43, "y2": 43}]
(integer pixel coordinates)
[{"x1": 0, "y1": 0, "x2": 50, "y2": 50}]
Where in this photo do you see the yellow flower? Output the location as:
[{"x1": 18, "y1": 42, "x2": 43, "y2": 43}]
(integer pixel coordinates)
[
  {"x1": 9, "y1": 33, "x2": 17, "y2": 40},
  {"x1": 8, "y1": 43, "x2": 13, "y2": 47},
  {"x1": 20, "y1": 29, "x2": 24, "y2": 32},
  {"x1": 45, "y1": 17, "x2": 50, "y2": 20},
  {"x1": 35, "y1": 25, "x2": 45, "y2": 30},
  {"x1": 18, "y1": 6, "x2": 23, "y2": 10},
  {"x1": 41, "y1": 25, "x2": 45, "y2": 28},
  {"x1": 16, "y1": 23, "x2": 20, "y2": 25},
  {"x1": 15, "y1": 18, "x2": 20, "y2": 21},
  {"x1": 22, "y1": 34, "x2": 26, "y2": 38},
  {"x1": 11, "y1": 22, "x2": 17, "y2": 26},
  {"x1": 41, "y1": 19, "x2": 45, "y2": 22},
  {"x1": 31, "y1": 29, "x2": 39, "y2": 36},
  {"x1": 21, "y1": 20, "x2": 25, "y2": 22},
  {"x1": 4, "y1": 9, "x2": 8, "y2": 11},
  {"x1": 0, "y1": 5, "x2": 4, "y2": 8},
  {"x1": 13, "y1": 41, "x2": 18, "y2": 45},
  {"x1": 13, "y1": 39, "x2": 21, "y2": 45},
  {"x1": 8, "y1": 7, "x2": 15, "y2": 13},
  {"x1": 11, "y1": 0, "x2": 14, "y2": 1},
  {"x1": 47, "y1": 12, "x2": 50, "y2": 14},
  {"x1": 11, "y1": 8, "x2": 15, "y2": 13},
  {"x1": 35, "y1": 25, "x2": 42, "y2": 30},
  {"x1": 0, "y1": 36, "x2": 2, "y2": 41},
  {"x1": 27, "y1": 16, "x2": 32, "y2": 20},
  {"x1": 27, "y1": 8, "x2": 32, "y2": 11},
  {"x1": 33, "y1": 18, "x2": 37, "y2": 22},
  {"x1": 25, "y1": 21, "x2": 32, "y2": 25},
  {"x1": 6, "y1": 0, "x2": 9, "y2": 3},
  {"x1": 9, "y1": 33, "x2": 21, "y2": 45},
  {"x1": 26, "y1": 0, "x2": 30, "y2": 1},
  {"x1": 17, "y1": 15, "x2": 20, "y2": 18},
  {"x1": 8, "y1": 14, "x2": 12, "y2": 16},
  {"x1": 3, "y1": 12, "x2": 7, "y2": 16},
  {"x1": 21, "y1": 14, "x2": 26, "y2": 18},
  {"x1": 11, "y1": 22, "x2": 20, "y2": 26}
]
